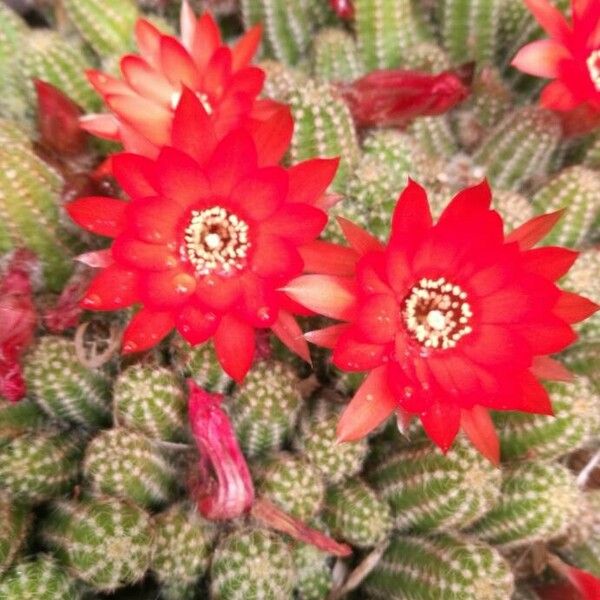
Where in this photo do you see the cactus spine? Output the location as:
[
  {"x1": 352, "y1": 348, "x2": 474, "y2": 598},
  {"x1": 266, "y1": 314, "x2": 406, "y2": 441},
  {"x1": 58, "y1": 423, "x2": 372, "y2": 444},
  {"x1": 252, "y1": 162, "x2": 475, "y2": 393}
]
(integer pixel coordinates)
[
  {"x1": 312, "y1": 28, "x2": 364, "y2": 82},
  {"x1": 292, "y1": 544, "x2": 332, "y2": 600},
  {"x1": 0, "y1": 498, "x2": 30, "y2": 575}
]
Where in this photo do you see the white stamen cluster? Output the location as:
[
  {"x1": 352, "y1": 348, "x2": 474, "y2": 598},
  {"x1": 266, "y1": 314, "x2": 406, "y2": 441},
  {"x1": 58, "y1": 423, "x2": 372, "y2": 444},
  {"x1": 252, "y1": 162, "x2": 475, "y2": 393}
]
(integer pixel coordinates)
[
  {"x1": 403, "y1": 277, "x2": 473, "y2": 350},
  {"x1": 586, "y1": 49, "x2": 600, "y2": 91},
  {"x1": 184, "y1": 206, "x2": 250, "y2": 275}
]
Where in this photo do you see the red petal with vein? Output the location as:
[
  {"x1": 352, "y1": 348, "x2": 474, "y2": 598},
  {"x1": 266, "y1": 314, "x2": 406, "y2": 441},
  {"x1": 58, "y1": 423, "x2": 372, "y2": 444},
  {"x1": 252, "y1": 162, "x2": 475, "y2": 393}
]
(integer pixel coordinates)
[
  {"x1": 187, "y1": 381, "x2": 254, "y2": 520},
  {"x1": 190, "y1": 12, "x2": 221, "y2": 71},
  {"x1": 156, "y1": 147, "x2": 209, "y2": 206},
  {"x1": 179, "y1": 0, "x2": 196, "y2": 50},
  {"x1": 127, "y1": 197, "x2": 180, "y2": 244},
  {"x1": 261, "y1": 204, "x2": 327, "y2": 244},
  {"x1": 120, "y1": 55, "x2": 172, "y2": 105},
  {"x1": 333, "y1": 333, "x2": 387, "y2": 371},
  {"x1": 511, "y1": 39, "x2": 572, "y2": 78},
  {"x1": 541, "y1": 80, "x2": 580, "y2": 111},
  {"x1": 283, "y1": 275, "x2": 357, "y2": 320},
  {"x1": 195, "y1": 275, "x2": 242, "y2": 311},
  {"x1": 81, "y1": 265, "x2": 139, "y2": 310},
  {"x1": 271, "y1": 310, "x2": 311, "y2": 363},
  {"x1": 246, "y1": 103, "x2": 294, "y2": 167},
  {"x1": 337, "y1": 365, "x2": 397, "y2": 442},
  {"x1": 231, "y1": 25, "x2": 262, "y2": 71},
  {"x1": 172, "y1": 87, "x2": 217, "y2": 164},
  {"x1": 251, "y1": 235, "x2": 303, "y2": 280},
  {"x1": 531, "y1": 356, "x2": 572, "y2": 382},
  {"x1": 114, "y1": 153, "x2": 159, "y2": 198},
  {"x1": 86, "y1": 69, "x2": 132, "y2": 96},
  {"x1": 523, "y1": 0, "x2": 572, "y2": 42},
  {"x1": 461, "y1": 406, "x2": 500, "y2": 465},
  {"x1": 390, "y1": 179, "x2": 432, "y2": 249},
  {"x1": 305, "y1": 324, "x2": 348, "y2": 349},
  {"x1": 287, "y1": 158, "x2": 340, "y2": 205},
  {"x1": 420, "y1": 401, "x2": 461, "y2": 453},
  {"x1": 141, "y1": 271, "x2": 197, "y2": 309},
  {"x1": 67, "y1": 197, "x2": 127, "y2": 237},
  {"x1": 214, "y1": 314, "x2": 255, "y2": 382},
  {"x1": 298, "y1": 241, "x2": 358, "y2": 276},
  {"x1": 160, "y1": 35, "x2": 201, "y2": 88},
  {"x1": 176, "y1": 306, "x2": 218, "y2": 345},
  {"x1": 232, "y1": 167, "x2": 287, "y2": 221},
  {"x1": 112, "y1": 237, "x2": 178, "y2": 271},
  {"x1": 122, "y1": 309, "x2": 175, "y2": 353},
  {"x1": 356, "y1": 294, "x2": 398, "y2": 344},
  {"x1": 337, "y1": 217, "x2": 384, "y2": 255},
  {"x1": 135, "y1": 19, "x2": 162, "y2": 67},
  {"x1": 553, "y1": 291, "x2": 599, "y2": 323},
  {"x1": 35, "y1": 80, "x2": 86, "y2": 156},
  {"x1": 505, "y1": 210, "x2": 564, "y2": 249},
  {"x1": 521, "y1": 246, "x2": 579, "y2": 280}
]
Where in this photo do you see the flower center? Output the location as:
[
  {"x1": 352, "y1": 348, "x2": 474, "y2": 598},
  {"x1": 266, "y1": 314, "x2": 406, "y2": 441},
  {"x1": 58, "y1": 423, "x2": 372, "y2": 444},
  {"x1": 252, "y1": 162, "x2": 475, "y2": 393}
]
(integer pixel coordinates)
[
  {"x1": 402, "y1": 277, "x2": 473, "y2": 350},
  {"x1": 587, "y1": 49, "x2": 600, "y2": 91},
  {"x1": 183, "y1": 206, "x2": 250, "y2": 275}
]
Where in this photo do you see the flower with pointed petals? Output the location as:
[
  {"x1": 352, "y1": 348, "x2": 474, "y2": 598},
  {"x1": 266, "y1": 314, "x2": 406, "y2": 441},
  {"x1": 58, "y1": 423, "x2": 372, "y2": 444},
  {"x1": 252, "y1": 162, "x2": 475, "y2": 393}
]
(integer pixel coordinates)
[
  {"x1": 67, "y1": 92, "x2": 338, "y2": 382},
  {"x1": 81, "y1": 1, "x2": 291, "y2": 162},
  {"x1": 512, "y1": 0, "x2": 600, "y2": 117},
  {"x1": 284, "y1": 180, "x2": 598, "y2": 462}
]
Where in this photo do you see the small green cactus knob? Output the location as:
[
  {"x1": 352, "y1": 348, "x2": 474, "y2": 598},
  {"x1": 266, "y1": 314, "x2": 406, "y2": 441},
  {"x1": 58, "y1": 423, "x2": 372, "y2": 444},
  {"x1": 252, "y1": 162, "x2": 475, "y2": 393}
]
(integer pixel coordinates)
[
  {"x1": 295, "y1": 399, "x2": 368, "y2": 484},
  {"x1": 210, "y1": 528, "x2": 295, "y2": 600},
  {"x1": 322, "y1": 478, "x2": 392, "y2": 548},
  {"x1": 312, "y1": 28, "x2": 364, "y2": 82},
  {"x1": 292, "y1": 544, "x2": 332, "y2": 600},
  {"x1": 0, "y1": 400, "x2": 47, "y2": 444},
  {"x1": 473, "y1": 106, "x2": 561, "y2": 191},
  {"x1": 170, "y1": 339, "x2": 232, "y2": 394},
  {"x1": 0, "y1": 555, "x2": 81, "y2": 600},
  {"x1": 355, "y1": 0, "x2": 433, "y2": 69},
  {"x1": 287, "y1": 80, "x2": 360, "y2": 192},
  {"x1": 24, "y1": 336, "x2": 112, "y2": 428},
  {"x1": 363, "y1": 532, "x2": 515, "y2": 599},
  {"x1": 0, "y1": 145, "x2": 78, "y2": 290},
  {"x1": 43, "y1": 497, "x2": 152, "y2": 592},
  {"x1": 471, "y1": 462, "x2": 581, "y2": 549},
  {"x1": 532, "y1": 166, "x2": 600, "y2": 248},
  {"x1": 0, "y1": 498, "x2": 30, "y2": 575},
  {"x1": 497, "y1": 377, "x2": 600, "y2": 462},
  {"x1": 151, "y1": 503, "x2": 216, "y2": 596},
  {"x1": 0, "y1": 431, "x2": 81, "y2": 503},
  {"x1": 63, "y1": 0, "x2": 138, "y2": 56},
  {"x1": 229, "y1": 360, "x2": 302, "y2": 460},
  {"x1": 368, "y1": 436, "x2": 501, "y2": 533},
  {"x1": 257, "y1": 452, "x2": 325, "y2": 520},
  {"x1": 114, "y1": 365, "x2": 187, "y2": 442},
  {"x1": 408, "y1": 115, "x2": 459, "y2": 161},
  {"x1": 259, "y1": 60, "x2": 308, "y2": 102},
  {"x1": 83, "y1": 428, "x2": 177, "y2": 508}
]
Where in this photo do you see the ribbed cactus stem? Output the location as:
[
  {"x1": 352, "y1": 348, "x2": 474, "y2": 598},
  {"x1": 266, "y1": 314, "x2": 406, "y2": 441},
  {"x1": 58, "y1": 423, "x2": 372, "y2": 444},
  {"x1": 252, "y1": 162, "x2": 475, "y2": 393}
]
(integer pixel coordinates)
[
  {"x1": 292, "y1": 543, "x2": 332, "y2": 600},
  {"x1": 312, "y1": 28, "x2": 364, "y2": 82},
  {"x1": 0, "y1": 498, "x2": 30, "y2": 576}
]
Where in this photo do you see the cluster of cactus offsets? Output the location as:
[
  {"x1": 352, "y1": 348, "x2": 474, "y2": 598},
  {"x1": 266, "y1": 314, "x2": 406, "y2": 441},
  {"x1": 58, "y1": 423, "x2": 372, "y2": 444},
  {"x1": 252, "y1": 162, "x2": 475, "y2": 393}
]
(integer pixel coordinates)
[{"x1": 1, "y1": 0, "x2": 600, "y2": 598}]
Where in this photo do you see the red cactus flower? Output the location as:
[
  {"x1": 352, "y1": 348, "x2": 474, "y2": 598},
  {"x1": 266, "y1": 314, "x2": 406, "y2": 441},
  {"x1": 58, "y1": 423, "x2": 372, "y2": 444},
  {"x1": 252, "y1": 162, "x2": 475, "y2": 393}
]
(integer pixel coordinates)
[
  {"x1": 80, "y1": 0, "x2": 291, "y2": 162},
  {"x1": 512, "y1": 0, "x2": 600, "y2": 116},
  {"x1": 67, "y1": 91, "x2": 338, "y2": 382},
  {"x1": 330, "y1": 0, "x2": 354, "y2": 20},
  {"x1": 284, "y1": 180, "x2": 598, "y2": 462}
]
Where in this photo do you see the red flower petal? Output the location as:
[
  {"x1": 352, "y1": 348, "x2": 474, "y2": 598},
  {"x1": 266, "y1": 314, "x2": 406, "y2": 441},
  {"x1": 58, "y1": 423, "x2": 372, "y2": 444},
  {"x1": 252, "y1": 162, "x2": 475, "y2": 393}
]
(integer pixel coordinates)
[
  {"x1": 356, "y1": 294, "x2": 398, "y2": 344},
  {"x1": 546, "y1": 554, "x2": 600, "y2": 600},
  {"x1": 521, "y1": 246, "x2": 579, "y2": 280},
  {"x1": 540, "y1": 80, "x2": 580, "y2": 110},
  {"x1": 190, "y1": 12, "x2": 221, "y2": 72},
  {"x1": 385, "y1": 246, "x2": 412, "y2": 295},
  {"x1": 67, "y1": 196, "x2": 127, "y2": 237},
  {"x1": 246, "y1": 101, "x2": 294, "y2": 167},
  {"x1": 505, "y1": 210, "x2": 564, "y2": 249},
  {"x1": 356, "y1": 253, "x2": 393, "y2": 296},
  {"x1": 231, "y1": 25, "x2": 262, "y2": 71},
  {"x1": 76, "y1": 249, "x2": 114, "y2": 269},
  {"x1": 389, "y1": 179, "x2": 432, "y2": 251},
  {"x1": 332, "y1": 331, "x2": 387, "y2": 371},
  {"x1": 251, "y1": 235, "x2": 303, "y2": 280},
  {"x1": 228, "y1": 66, "x2": 265, "y2": 97},
  {"x1": 127, "y1": 196, "x2": 181, "y2": 244},
  {"x1": 461, "y1": 406, "x2": 500, "y2": 465},
  {"x1": 86, "y1": 69, "x2": 132, "y2": 97},
  {"x1": 420, "y1": 401, "x2": 461, "y2": 453},
  {"x1": 179, "y1": 0, "x2": 197, "y2": 50},
  {"x1": 112, "y1": 237, "x2": 178, "y2": 271},
  {"x1": 135, "y1": 19, "x2": 163, "y2": 67},
  {"x1": 282, "y1": 275, "x2": 358, "y2": 320},
  {"x1": 530, "y1": 355, "x2": 573, "y2": 381},
  {"x1": 172, "y1": 87, "x2": 217, "y2": 165},
  {"x1": 515, "y1": 315, "x2": 577, "y2": 354},
  {"x1": 271, "y1": 310, "x2": 311, "y2": 363},
  {"x1": 195, "y1": 275, "x2": 242, "y2": 312},
  {"x1": 287, "y1": 158, "x2": 340, "y2": 205},
  {"x1": 553, "y1": 291, "x2": 599, "y2": 323},
  {"x1": 298, "y1": 241, "x2": 358, "y2": 276},
  {"x1": 206, "y1": 130, "x2": 257, "y2": 196},
  {"x1": 261, "y1": 204, "x2": 327, "y2": 245},
  {"x1": 511, "y1": 39, "x2": 572, "y2": 78},
  {"x1": 122, "y1": 308, "x2": 175, "y2": 353},
  {"x1": 523, "y1": 0, "x2": 572, "y2": 42},
  {"x1": 81, "y1": 266, "x2": 139, "y2": 310},
  {"x1": 112, "y1": 153, "x2": 159, "y2": 198},
  {"x1": 175, "y1": 306, "x2": 219, "y2": 345},
  {"x1": 231, "y1": 167, "x2": 287, "y2": 221},
  {"x1": 337, "y1": 217, "x2": 384, "y2": 255},
  {"x1": 79, "y1": 114, "x2": 120, "y2": 139},
  {"x1": 238, "y1": 274, "x2": 279, "y2": 328},
  {"x1": 336, "y1": 365, "x2": 397, "y2": 442},
  {"x1": 304, "y1": 324, "x2": 349, "y2": 349},
  {"x1": 120, "y1": 55, "x2": 173, "y2": 105},
  {"x1": 203, "y1": 47, "x2": 232, "y2": 100},
  {"x1": 156, "y1": 147, "x2": 209, "y2": 207},
  {"x1": 140, "y1": 270, "x2": 197, "y2": 309},
  {"x1": 214, "y1": 313, "x2": 255, "y2": 382},
  {"x1": 500, "y1": 371, "x2": 554, "y2": 414},
  {"x1": 160, "y1": 35, "x2": 201, "y2": 89},
  {"x1": 437, "y1": 180, "x2": 492, "y2": 228}
]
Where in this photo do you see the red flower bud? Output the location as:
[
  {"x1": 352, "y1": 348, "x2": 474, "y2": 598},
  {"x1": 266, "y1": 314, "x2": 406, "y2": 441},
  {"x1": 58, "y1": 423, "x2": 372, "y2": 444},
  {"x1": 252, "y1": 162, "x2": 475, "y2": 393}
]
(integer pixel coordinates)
[{"x1": 329, "y1": 0, "x2": 354, "y2": 19}]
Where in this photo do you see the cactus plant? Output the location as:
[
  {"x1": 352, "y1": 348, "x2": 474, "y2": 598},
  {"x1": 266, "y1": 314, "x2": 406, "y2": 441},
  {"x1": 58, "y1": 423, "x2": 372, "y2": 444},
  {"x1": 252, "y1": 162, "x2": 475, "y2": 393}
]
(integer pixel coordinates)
[
  {"x1": 0, "y1": 498, "x2": 30, "y2": 576},
  {"x1": 24, "y1": 337, "x2": 112, "y2": 428},
  {"x1": 0, "y1": 400, "x2": 48, "y2": 444},
  {"x1": 43, "y1": 497, "x2": 152, "y2": 591},
  {"x1": 368, "y1": 436, "x2": 501, "y2": 532},
  {"x1": 292, "y1": 543, "x2": 332, "y2": 600},
  {"x1": 210, "y1": 528, "x2": 295, "y2": 600},
  {"x1": 113, "y1": 365, "x2": 187, "y2": 442},
  {"x1": 312, "y1": 28, "x2": 364, "y2": 83},
  {"x1": 83, "y1": 428, "x2": 178, "y2": 507}
]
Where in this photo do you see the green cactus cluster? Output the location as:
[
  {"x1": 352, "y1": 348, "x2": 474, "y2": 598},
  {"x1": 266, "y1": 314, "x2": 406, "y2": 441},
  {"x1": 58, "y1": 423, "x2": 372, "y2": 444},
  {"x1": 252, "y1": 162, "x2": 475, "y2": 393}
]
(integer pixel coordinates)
[{"x1": 0, "y1": 0, "x2": 599, "y2": 598}]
